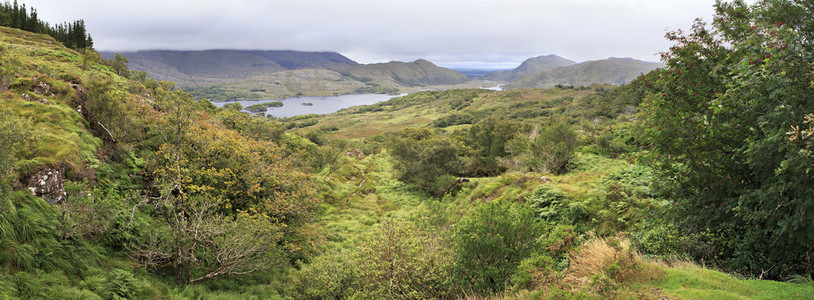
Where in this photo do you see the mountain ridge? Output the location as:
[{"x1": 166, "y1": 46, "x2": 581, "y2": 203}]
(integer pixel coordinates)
[
  {"x1": 103, "y1": 49, "x2": 471, "y2": 100},
  {"x1": 485, "y1": 54, "x2": 577, "y2": 81},
  {"x1": 504, "y1": 57, "x2": 664, "y2": 89}
]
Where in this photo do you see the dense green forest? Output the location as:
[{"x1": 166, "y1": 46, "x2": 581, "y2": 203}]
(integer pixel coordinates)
[{"x1": 1, "y1": 0, "x2": 813, "y2": 299}]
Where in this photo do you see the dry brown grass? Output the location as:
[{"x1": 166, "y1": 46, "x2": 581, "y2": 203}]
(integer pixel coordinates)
[{"x1": 564, "y1": 235, "x2": 663, "y2": 298}]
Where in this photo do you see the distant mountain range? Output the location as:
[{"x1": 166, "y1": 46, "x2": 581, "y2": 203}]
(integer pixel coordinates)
[
  {"x1": 485, "y1": 55, "x2": 577, "y2": 81},
  {"x1": 102, "y1": 50, "x2": 470, "y2": 100},
  {"x1": 111, "y1": 50, "x2": 357, "y2": 77},
  {"x1": 502, "y1": 57, "x2": 664, "y2": 89},
  {"x1": 102, "y1": 50, "x2": 662, "y2": 100}
]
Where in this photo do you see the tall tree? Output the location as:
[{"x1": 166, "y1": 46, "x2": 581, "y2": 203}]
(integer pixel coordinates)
[{"x1": 641, "y1": 0, "x2": 814, "y2": 279}]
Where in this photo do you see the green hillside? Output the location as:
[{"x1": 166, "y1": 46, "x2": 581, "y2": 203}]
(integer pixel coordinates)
[
  {"x1": 505, "y1": 57, "x2": 663, "y2": 89},
  {"x1": 342, "y1": 59, "x2": 470, "y2": 86},
  {"x1": 2, "y1": 0, "x2": 813, "y2": 298}
]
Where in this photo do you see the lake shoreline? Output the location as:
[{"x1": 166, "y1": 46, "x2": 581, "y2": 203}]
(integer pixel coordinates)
[{"x1": 212, "y1": 93, "x2": 407, "y2": 118}]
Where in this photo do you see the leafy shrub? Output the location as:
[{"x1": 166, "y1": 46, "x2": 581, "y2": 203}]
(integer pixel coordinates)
[
  {"x1": 510, "y1": 253, "x2": 558, "y2": 292},
  {"x1": 453, "y1": 200, "x2": 546, "y2": 294},
  {"x1": 430, "y1": 111, "x2": 479, "y2": 127},
  {"x1": 632, "y1": 222, "x2": 730, "y2": 266},
  {"x1": 389, "y1": 128, "x2": 463, "y2": 197},
  {"x1": 464, "y1": 117, "x2": 524, "y2": 176},
  {"x1": 582, "y1": 130, "x2": 634, "y2": 158},
  {"x1": 531, "y1": 122, "x2": 580, "y2": 174},
  {"x1": 542, "y1": 225, "x2": 578, "y2": 259},
  {"x1": 631, "y1": 224, "x2": 684, "y2": 257},
  {"x1": 285, "y1": 118, "x2": 318, "y2": 129},
  {"x1": 288, "y1": 252, "x2": 360, "y2": 300},
  {"x1": 356, "y1": 221, "x2": 454, "y2": 299}
]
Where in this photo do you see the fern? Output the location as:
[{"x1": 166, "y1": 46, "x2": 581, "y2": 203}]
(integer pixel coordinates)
[{"x1": 788, "y1": 274, "x2": 813, "y2": 284}]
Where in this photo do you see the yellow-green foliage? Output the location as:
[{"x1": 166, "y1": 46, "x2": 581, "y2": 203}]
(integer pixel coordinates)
[{"x1": 314, "y1": 150, "x2": 428, "y2": 251}]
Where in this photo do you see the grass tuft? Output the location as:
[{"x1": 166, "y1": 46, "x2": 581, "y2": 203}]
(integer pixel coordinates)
[{"x1": 565, "y1": 235, "x2": 662, "y2": 297}]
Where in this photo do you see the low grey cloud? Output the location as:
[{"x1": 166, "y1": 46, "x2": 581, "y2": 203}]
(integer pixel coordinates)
[{"x1": 26, "y1": 0, "x2": 717, "y2": 68}]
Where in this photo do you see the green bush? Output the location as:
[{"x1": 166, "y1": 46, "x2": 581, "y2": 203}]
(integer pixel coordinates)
[
  {"x1": 632, "y1": 222, "x2": 730, "y2": 265},
  {"x1": 453, "y1": 200, "x2": 546, "y2": 294},
  {"x1": 356, "y1": 221, "x2": 454, "y2": 299},
  {"x1": 389, "y1": 128, "x2": 463, "y2": 197},
  {"x1": 464, "y1": 117, "x2": 524, "y2": 176},
  {"x1": 542, "y1": 225, "x2": 578, "y2": 259},
  {"x1": 631, "y1": 224, "x2": 684, "y2": 257},
  {"x1": 531, "y1": 122, "x2": 580, "y2": 174},
  {"x1": 288, "y1": 252, "x2": 360, "y2": 300},
  {"x1": 430, "y1": 111, "x2": 479, "y2": 127},
  {"x1": 510, "y1": 253, "x2": 558, "y2": 292}
]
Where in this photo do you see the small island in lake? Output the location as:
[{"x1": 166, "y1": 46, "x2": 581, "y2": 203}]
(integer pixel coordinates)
[
  {"x1": 245, "y1": 101, "x2": 284, "y2": 113},
  {"x1": 302, "y1": 102, "x2": 313, "y2": 106}
]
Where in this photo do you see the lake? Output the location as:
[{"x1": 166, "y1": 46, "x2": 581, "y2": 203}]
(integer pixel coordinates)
[{"x1": 213, "y1": 93, "x2": 404, "y2": 118}]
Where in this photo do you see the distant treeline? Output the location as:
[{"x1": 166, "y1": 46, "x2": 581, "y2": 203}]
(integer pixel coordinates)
[{"x1": 0, "y1": 0, "x2": 93, "y2": 50}]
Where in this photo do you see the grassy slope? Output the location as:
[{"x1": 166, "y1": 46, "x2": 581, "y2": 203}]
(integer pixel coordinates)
[
  {"x1": 300, "y1": 85, "x2": 813, "y2": 299},
  {"x1": 294, "y1": 87, "x2": 598, "y2": 139},
  {"x1": 312, "y1": 148, "x2": 814, "y2": 299},
  {"x1": 1, "y1": 26, "x2": 302, "y2": 299},
  {"x1": 0, "y1": 26, "x2": 111, "y2": 175},
  {"x1": 647, "y1": 266, "x2": 814, "y2": 299},
  {"x1": 4, "y1": 25, "x2": 810, "y2": 299},
  {"x1": 312, "y1": 149, "x2": 630, "y2": 252}
]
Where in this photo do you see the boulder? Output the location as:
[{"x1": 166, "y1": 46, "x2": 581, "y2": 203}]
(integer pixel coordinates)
[
  {"x1": 26, "y1": 167, "x2": 67, "y2": 204},
  {"x1": 33, "y1": 81, "x2": 50, "y2": 95},
  {"x1": 346, "y1": 148, "x2": 364, "y2": 158},
  {"x1": 21, "y1": 93, "x2": 48, "y2": 105}
]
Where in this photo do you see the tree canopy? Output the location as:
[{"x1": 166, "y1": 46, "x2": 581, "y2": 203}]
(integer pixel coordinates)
[{"x1": 640, "y1": 0, "x2": 814, "y2": 279}]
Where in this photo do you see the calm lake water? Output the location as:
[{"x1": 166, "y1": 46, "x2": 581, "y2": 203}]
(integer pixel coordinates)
[{"x1": 213, "y1": 93, "x2": 404, "y2": 118}]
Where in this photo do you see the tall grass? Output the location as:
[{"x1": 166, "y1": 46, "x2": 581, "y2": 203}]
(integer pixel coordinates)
[{"x1": 565, "y1": 235, "x2": 662, "y2": 297}]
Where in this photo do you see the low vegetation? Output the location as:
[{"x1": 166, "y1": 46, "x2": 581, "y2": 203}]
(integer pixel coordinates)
[{"x1": 1, "y1": 0, "x2": 813, "y2": 299}]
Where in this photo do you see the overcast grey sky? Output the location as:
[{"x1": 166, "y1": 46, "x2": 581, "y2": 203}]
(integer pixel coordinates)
[{"x1": 25, "y1": 0, "x2": 720, "y2": 69}]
